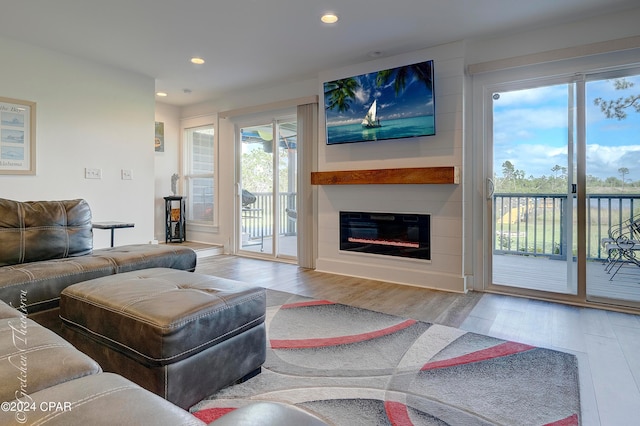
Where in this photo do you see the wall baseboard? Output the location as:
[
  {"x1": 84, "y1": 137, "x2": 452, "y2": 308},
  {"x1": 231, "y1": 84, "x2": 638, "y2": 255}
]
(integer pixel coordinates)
[{"x1": 315, "y1": 257, "x2": 465, "y2": 293}]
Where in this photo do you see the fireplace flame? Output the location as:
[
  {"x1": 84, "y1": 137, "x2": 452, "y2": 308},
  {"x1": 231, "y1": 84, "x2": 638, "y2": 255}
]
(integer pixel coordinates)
[{"x1": 347, "y1": 237, "x2": 420, "y2": 248}]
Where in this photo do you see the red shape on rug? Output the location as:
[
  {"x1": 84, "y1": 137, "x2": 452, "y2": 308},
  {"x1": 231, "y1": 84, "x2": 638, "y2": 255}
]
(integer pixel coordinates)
[
  {"x1": 384, "y1": 401, "x2": 414, "y2": 426},
  {"x1": 271, "y1": 319, "x2": 418, "y2": 349},
  {"x1": 421, "y1": 341, "x2": 536, "y2": 371},
  {"x1": 192, "y1": 407, "x2": 236, "y2": 423},
  {"x1": 544, "y1": 413, "x2": 579, "y2": 426},
  {"x1": 281, "y1": 300, "x2": 335, "y2": 309}
]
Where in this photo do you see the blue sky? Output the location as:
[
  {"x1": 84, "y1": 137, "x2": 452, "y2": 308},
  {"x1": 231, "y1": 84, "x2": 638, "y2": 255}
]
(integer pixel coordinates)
[{"x1": 493, "y1": 74, "x2": 640, "y2": 183}]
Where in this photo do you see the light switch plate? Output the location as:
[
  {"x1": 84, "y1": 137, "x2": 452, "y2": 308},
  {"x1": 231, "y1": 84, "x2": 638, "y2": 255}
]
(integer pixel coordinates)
[
  {"x1": 85, "y1": 168, "x2": 102, "y2": 179},
  {"x1": 121, "y1": 169, "x2": 132, "y2": 180}
]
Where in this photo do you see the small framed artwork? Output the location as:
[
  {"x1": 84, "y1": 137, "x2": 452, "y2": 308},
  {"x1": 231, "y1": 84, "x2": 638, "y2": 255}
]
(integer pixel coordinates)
[
  {"x1": 155, "y1": 121, "x2": 165, "y2": 152},
  {"x1": 0, "y1": 96, "x2": 36, "y2": 175}
]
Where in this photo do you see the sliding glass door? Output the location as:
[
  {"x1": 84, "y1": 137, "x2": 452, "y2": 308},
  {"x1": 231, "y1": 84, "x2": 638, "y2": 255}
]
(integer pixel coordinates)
[
  {"x1": 237, "y1": 115, "x2": 297, "y2": 260},
  {"x1": 585, "y1": 69, "x2": 640, "y2": 307},
  {"x1": 487, "y1": 66, "x2": 640, "y2": 308},
  {"x1": 489, "y1": 81, "x2": 577, "y2": 295}
]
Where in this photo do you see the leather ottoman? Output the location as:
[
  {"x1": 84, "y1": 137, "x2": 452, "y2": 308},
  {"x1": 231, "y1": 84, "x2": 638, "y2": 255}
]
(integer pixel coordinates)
[{"x1": 59, "y1": 268, "x2": 266, "y2": 409}]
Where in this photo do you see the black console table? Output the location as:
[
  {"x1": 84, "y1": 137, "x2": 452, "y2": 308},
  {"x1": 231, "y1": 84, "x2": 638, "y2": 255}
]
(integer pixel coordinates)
[
  {"x1": 164, "y1": 196, "x2": 186, "y2": 243},
  {"x1": 92, "y1": 221, "x2": 135, "y2": 247}
]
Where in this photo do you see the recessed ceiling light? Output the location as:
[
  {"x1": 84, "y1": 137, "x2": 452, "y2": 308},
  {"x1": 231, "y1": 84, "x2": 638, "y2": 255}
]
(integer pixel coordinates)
[
  {"x1": 156, "y1": 92, "x2": 168, "y2": 97},
  {"x1": 190, "y1": 57, "x2": 205, "y2": 65},
  {"x1": 321, "y1": 13, "x2": 338, "y2": 24}
]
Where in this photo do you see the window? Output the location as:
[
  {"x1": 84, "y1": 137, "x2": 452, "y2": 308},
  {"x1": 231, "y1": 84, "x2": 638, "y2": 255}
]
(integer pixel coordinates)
[{"x1": 184, "y1": 125, "x2": 214, "y2": 223}]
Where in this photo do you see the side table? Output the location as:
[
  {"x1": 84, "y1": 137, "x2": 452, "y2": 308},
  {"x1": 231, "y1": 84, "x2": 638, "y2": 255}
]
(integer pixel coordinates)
[
  {"x1": 92, "y1": 221, "x2": 135, "y2": 247},
  {"x1": 164, "y1": 196, "x2": 186, "y2": 243}
]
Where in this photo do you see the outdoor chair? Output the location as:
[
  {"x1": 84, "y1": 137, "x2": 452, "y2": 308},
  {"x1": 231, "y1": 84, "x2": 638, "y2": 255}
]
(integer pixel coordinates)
[
  {"x1": 603, "y1": 215, "x2": 640, "y2": 280},
  {"x1": 285, "y1": 208, "x2": 297, "y2": 222},
  {"x1": 242, "y1": 189, "x2": 257, "y2": 208}
]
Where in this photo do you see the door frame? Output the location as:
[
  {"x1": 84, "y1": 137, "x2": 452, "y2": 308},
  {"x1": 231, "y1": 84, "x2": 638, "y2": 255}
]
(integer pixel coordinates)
[{"x1": 233, "y1": 111, "x2": 298, "y2": 261}]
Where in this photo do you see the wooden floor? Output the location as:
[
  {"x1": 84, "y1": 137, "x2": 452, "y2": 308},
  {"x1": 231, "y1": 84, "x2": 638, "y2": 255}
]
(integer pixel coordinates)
[
  {"x1": 196, "y1": 255, "x2": 482, "y2": 328},
  {"x1": 196, "y1": 255, "x2": 640, "y2": 426}
]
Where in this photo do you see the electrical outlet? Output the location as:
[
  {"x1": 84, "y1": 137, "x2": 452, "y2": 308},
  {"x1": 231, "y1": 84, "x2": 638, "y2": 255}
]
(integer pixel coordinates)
[
  {"x1": 85, "y1": 168, "x2": 102, "y2": 179},
  {"x1": 121, "y1": 169, "x2": 133, "y2": 180}
]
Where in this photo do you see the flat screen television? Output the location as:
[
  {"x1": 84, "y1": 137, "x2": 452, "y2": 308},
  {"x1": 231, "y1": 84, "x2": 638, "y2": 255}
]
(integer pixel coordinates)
[{"x1": 323, "y1": 59, "x2": 435, "y2": 145}]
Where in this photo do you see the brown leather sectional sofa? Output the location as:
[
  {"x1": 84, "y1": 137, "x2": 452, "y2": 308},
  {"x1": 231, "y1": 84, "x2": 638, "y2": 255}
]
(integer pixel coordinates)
[
  {"x1": 0, "y1": 198, "x2": 197, "y2": 314},
  {"x1": 0, "y1": 299, "x2": 206, "y2": 425},
  {"x1": 0, "y1": 198, "x2": 328, "y2": 425},
  {"x1": 0, "y1": 198, "x2": 204, "y2": 424}
]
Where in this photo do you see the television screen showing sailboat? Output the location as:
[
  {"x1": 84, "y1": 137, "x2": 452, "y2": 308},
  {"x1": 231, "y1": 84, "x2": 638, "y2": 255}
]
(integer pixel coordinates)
[{"x1": 323, "y1": 59, "x2": 435, "y2": 145}]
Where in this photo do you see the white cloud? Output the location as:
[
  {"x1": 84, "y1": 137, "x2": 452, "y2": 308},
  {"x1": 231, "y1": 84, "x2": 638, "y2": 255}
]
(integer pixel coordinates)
[
  {"x1": 494, "y1": 107, "x2": 567, "y2": 139},
  {"x1": 586, "y1": 144, "x2": 640, "y2": 180},
  {"x1": 354, "y1": 87, "x2": 369, "y2": 105}
]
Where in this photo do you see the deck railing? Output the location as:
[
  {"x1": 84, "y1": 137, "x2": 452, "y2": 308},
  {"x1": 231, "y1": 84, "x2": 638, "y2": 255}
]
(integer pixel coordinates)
[
  {"x1": 243, "y1": 191, "x2": 640, "y2": 259},
  {"x1": 493, "y1": 193, "x2": 640, "y2": 260},
  {"x1": 241, "y1": 192, "x2": 297, "y2": 241}
]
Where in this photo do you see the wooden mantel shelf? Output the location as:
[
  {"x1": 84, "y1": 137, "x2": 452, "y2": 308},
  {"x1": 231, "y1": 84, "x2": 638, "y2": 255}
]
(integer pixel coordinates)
[{"x1": 311, "y1": 166, "x2": 459, "y2": 185}]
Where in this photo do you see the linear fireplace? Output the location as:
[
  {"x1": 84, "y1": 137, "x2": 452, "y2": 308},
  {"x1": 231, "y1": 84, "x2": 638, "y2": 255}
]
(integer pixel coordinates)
[{"x1": 340, "y1": 211, "x2": 430, "y2": 260}]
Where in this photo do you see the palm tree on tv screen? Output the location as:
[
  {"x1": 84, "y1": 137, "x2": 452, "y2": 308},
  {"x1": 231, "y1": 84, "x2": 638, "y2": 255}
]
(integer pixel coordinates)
[
  {"x1": 324, "y1": 62, "x2": 433, "y2": 113},
  {"x1": 324, "y1": 78, "x2": 358, "y2": 112},
  {"x1": 375, "y1": 62, "x2": 433, "y2": 96}
]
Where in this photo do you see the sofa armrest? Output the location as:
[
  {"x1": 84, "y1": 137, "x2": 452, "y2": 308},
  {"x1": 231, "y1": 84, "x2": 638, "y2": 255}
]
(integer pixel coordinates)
[{"x1": 0, "y1": 299, "x2": 22, "y2": 319}]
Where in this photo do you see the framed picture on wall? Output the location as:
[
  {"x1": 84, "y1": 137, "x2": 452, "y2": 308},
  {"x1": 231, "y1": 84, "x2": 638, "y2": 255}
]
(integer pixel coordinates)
[
  {"x1": 0, "y1": 96, "x2": 36, "y2": 175},
  {"x1": 155, "y1": 121, "x2": 165, "y2": 152}
]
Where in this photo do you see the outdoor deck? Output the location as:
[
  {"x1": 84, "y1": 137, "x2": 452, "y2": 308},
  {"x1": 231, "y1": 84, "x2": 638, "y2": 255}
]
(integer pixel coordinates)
[
  {"x1": 493, "y1": 254, "x2": 640, "y2": 303},
  {"x1": 241, "y1": 234, "x2": 297, "y2": 258}
]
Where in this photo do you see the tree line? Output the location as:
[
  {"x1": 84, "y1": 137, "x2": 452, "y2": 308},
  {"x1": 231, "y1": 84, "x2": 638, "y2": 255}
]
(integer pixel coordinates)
[{"x1": 496, "y1": 161, "x2": 638, "y2": 194}]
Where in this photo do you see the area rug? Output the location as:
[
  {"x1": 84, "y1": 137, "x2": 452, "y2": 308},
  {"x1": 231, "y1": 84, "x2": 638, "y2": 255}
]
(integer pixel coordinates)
[{"x1": 191, "y1": 291, "x2": 581, "y2": 425}]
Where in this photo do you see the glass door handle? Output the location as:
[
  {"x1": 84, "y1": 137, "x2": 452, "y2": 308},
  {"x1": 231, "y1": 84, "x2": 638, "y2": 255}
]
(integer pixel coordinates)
[{"x1": 487, "y1": 178, "x2": 495, "y2": 199}]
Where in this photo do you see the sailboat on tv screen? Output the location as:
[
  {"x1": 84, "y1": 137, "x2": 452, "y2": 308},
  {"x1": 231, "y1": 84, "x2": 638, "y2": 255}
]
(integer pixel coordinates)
[{"x1": 361, "y1": 100, "x2": 382, "y2": 129}]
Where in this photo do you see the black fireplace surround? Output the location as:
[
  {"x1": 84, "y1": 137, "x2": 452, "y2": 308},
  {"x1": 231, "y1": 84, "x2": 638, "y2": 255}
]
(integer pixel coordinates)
[{"x1": 340, "y1": 211, "x2": 430, "y2": 260}]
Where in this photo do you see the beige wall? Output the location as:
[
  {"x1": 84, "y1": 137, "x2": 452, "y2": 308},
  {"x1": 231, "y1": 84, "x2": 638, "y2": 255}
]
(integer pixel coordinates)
[
  {"x1": 0, "y1": 35, "x2": 155, "y2": 249},
  {"x1": 153, "y1": 103, "x2": 181, "y2": 242}
]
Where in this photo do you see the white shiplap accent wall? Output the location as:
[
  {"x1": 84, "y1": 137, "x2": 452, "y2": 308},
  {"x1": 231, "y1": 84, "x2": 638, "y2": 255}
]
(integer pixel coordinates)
[{"x1": 315, "y1": 41, "x2": 466, "y2": 292}]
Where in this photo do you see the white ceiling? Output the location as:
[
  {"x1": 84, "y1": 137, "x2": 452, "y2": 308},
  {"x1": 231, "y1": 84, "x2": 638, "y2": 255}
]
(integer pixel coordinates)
[{"x1": 1, "y1": 0, "x2": 637, "y2": 106}]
